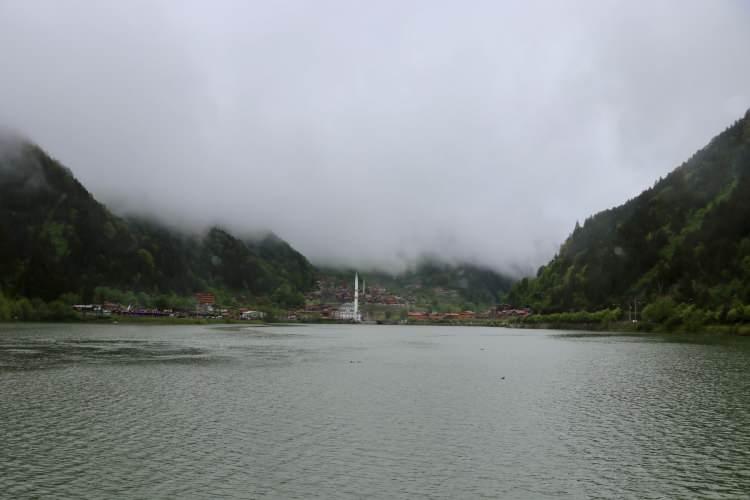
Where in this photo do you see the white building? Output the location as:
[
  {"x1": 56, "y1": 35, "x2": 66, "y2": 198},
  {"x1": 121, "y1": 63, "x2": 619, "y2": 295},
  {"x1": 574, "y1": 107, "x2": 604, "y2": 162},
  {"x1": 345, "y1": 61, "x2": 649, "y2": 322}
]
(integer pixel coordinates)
[
  {"x1": 333, "y1": 272, "x2": 363, "y2": 322},
  {"x1": 240, "y1": 310, "x2": 266, "y2": 320},
  {"x1": 335, "y1": 302, "x2": 362, "y2": 322}
]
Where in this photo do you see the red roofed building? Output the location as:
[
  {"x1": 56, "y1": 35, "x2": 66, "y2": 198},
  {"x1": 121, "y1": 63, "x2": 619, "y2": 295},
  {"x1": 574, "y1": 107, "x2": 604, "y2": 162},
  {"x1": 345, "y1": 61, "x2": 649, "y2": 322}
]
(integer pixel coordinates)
[{"x1": 195, "y1": 292, "x2": 216, "y2": 314}]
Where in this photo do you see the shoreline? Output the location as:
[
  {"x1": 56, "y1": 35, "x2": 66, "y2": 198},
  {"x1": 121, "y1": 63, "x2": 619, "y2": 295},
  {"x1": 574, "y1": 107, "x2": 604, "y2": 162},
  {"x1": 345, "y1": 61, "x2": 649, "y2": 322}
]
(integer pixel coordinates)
[{"x1": 2, "y1": 316, "x2": 750, "y2": 335}]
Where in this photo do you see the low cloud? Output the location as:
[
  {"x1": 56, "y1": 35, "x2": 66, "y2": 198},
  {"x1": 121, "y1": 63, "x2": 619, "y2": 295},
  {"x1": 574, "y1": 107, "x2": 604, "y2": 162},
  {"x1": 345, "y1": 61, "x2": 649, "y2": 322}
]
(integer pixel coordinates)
[
  {"x1": 1, "y1": 1, "x2": 748, "y2": 275},
  {"x1": 0, "y1": 129, "x2": 50, "y2": 192}
]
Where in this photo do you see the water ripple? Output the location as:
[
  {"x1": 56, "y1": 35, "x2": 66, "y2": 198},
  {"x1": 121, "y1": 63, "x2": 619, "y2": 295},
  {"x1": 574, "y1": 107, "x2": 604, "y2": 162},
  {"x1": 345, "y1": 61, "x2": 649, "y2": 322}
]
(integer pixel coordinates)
[{"x1": 1, "y1": 325, "x2": 749, "y2": 498}]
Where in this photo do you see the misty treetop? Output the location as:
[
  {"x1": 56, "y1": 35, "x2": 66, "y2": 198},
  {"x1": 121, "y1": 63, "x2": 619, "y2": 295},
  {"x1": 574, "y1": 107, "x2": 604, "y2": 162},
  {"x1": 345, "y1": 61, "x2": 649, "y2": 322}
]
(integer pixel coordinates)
[
  {"x1": 0, "y1": 141, "x2": 315, "y2": 305},
  {"x1": 508, "y1": 110, "x2": 750, "y2": 318}
]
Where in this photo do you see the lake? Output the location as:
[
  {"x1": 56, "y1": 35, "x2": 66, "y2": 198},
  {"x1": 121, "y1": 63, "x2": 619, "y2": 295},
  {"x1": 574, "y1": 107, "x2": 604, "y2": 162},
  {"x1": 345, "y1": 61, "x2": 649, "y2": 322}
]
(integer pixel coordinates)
[{"x1": 1, "y1": 323, "x2": 749, "y2": 499}]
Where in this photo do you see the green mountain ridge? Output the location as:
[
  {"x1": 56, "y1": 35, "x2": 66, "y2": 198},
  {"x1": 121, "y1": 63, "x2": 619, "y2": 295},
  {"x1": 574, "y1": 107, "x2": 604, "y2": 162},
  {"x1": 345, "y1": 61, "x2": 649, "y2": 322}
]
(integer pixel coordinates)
[
  {"x1": 508, "y1": 109, "x2": 750, "y2": 317},
  {"x1": 0, "y1": 140, "x2": 315, "y2": 306}
]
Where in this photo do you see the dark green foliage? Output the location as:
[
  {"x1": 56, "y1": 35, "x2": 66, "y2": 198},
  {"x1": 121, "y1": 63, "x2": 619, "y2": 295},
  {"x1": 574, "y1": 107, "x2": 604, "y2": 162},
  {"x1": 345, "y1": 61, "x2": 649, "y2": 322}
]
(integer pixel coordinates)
[
  {"x1": 520, "y1": 308, "x2": 622, "y2": 326},
  {"x1": 508, "y1": 110, "x2": 750, "y2": 317},
  {"x1": 0, "y1": 292, "x2": 12, "y2": 320},
  {"x1": 256, "y1": 232, "x2": 316, "y2": 292},
  {"x1": 0, "y1": 141, "x2": 315, "y2": 306},
  {"x1": 0, "y1": 294, "x2": 79, "y2": 321},
  {"x1": 271, "y1": 283, "x2": 305, "y2": 309}
]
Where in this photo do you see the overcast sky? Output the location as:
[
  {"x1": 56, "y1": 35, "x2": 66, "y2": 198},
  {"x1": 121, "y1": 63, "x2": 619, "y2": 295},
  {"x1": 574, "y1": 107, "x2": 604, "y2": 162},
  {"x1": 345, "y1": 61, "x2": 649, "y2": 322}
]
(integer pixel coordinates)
[{"x1": 1, "y1": 1, "x2": 749, "y2": 275}]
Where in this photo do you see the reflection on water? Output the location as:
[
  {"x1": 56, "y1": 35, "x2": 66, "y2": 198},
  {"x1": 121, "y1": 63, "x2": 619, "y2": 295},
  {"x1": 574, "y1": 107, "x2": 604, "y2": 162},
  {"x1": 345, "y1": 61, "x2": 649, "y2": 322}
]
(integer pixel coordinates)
[
  {"x1": 0, "y1": 338, "x2": 214, "y2": 370},
  {"x1": 1, "y1": 323, "x2": 750, "y2": 499}
]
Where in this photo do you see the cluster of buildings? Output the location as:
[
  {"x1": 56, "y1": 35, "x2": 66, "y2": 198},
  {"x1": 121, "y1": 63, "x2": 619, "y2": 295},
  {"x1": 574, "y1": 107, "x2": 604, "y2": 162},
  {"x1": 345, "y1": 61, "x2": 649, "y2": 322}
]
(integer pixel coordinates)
[
  {"x1": 72, "y1": 292, "x2": 266, "y2": 320},
  {"x1": 295, "y1": 274, "x2": 534, "y2": 323},
  {"x1": 71, "y1": 279, "x2": 532, "y2": 324},
  {"x1": 407, "y1": 311, "x2": 477, "y2": 321},
  {"x1": 296, "y1": 273, "x2": 420, "y2": 322},
  {"x1": 194, "y1": 292, "x2": 265, "y2": 320},
  {"x1": 406, "y1": 305, "x2": 531, "y2": 322},
  {"x1": 291, "y1": 273, "x2": 367, "y2": 321},
  {"x1": 492, "y1": 304, "x2": 533, "y2": 319},
  {"x1": 73, "y1": 303, "x2": 185, "y2": 318},
  {"x1": 287, "y1": 302, "x2": 361, "y2": 322},
  {"x1": 307, "y1": 277, "x2": 409, "y2": 307}
]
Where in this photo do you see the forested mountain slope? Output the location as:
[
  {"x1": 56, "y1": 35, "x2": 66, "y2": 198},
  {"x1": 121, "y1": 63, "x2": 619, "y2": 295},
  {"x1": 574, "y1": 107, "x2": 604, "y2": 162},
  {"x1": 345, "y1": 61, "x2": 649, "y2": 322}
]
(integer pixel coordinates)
[
  {"x1": 0, "y1": 138, "x2": 315, "y2": 304},
  {"x1": 508, "y1": 110, "x2": 750, "y2": 314}
]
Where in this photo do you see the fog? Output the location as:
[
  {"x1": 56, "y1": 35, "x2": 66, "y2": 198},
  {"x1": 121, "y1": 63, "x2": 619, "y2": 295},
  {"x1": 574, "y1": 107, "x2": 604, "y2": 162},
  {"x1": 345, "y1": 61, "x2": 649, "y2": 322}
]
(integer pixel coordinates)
[{"x1": 1, "y1": 1, "x2": 748, "y2": 275}]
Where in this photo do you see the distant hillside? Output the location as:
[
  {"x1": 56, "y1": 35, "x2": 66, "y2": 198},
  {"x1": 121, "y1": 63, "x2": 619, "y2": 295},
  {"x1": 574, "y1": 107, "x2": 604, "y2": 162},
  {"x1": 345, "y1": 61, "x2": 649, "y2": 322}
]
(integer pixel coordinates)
[
  {"x1": 0, "y1": 138, "x2": 315, "y2": 305},
  {"x1": 508, "y1": 110, "x2": 750, "y2": 314},
  {"x1": 320, "y1": 259, "x2": 515, "y2": 310}
]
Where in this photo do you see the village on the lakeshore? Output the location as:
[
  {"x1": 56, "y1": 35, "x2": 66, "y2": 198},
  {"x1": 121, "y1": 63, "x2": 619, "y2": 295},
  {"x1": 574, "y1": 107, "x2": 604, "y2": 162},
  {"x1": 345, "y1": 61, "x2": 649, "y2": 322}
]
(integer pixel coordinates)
[{"x1": 72, "y1": 273, "x2": 532, "y2": 323}]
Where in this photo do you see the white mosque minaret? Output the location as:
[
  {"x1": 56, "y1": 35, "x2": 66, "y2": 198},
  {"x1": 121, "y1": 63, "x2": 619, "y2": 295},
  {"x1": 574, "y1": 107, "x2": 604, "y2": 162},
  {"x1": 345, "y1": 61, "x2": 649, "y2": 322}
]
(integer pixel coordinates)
[{"x1": 354, "y1": 272, "x2": 360, "y2": 322}]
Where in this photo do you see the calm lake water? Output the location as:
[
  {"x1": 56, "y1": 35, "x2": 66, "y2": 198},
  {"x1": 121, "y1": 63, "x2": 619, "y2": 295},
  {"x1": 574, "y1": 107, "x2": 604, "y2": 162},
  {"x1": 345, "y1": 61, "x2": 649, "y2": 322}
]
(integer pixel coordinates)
[{"x1": 1, "y1": 323, "x2": 749, "y2": 499}]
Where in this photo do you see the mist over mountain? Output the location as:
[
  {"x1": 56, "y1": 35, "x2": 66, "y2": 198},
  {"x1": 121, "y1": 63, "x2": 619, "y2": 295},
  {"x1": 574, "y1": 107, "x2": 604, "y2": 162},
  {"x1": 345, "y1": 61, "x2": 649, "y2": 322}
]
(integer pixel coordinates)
[
  {"x1": 0, "y1": 134, "x2": 510, "y2": 315},
  {"x1": 0, "y1": 138, "x2": 315, "y2": 305},
  {"x1": 509, "y1": 110, "x2": 750, "y2": 314},
  {"x1": 1, "y1": 2, "x2": 749, "y2": 274}
]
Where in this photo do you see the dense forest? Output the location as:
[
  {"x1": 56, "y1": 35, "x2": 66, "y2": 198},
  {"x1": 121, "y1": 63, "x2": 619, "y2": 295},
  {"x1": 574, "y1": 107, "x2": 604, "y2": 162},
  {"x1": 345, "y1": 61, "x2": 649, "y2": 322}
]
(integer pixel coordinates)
[
  {"x1": 0, "y1": 138, "x2": 315, "y2": 317},
  {"x1": 508, "y1": 110, "x2": 750, "y2": 328}
]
